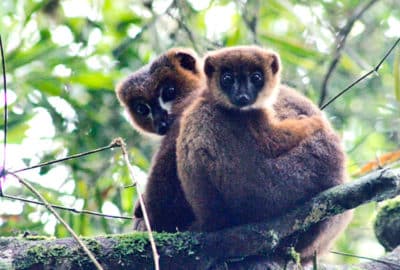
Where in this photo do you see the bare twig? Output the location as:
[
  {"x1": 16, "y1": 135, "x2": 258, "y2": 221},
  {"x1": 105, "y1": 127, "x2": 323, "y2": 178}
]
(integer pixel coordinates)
[
  {"x1": 321, "y1": 37, "x2": 400, "y2": 110},
  {"x1": 10, "y1": 140, "x2": 121, "y2": 175},
  {"x1": 330, "y1": 250, "x2": 400, "y2": 268},
  {"x1": 167, "y1": 9, "x2": 201, "y2": 53},
  {"x1": 318, "y1": 0, "x2": 380, "y2": 107},
  {"x1": 2, "y1": 193, "x2": 131, "y2": 220},
  {"x1": 0, "y1": 35, "x2": 8, "y2": 196},
  {"x1": 9, "y1": 172, "x2": 104, "y2": 270},
  {"x1": 237, "y1": 0, "x2": 260, "y2": 44},
  {"x1": 113, "y1": 137, "x2": 160, "y2": 270}
]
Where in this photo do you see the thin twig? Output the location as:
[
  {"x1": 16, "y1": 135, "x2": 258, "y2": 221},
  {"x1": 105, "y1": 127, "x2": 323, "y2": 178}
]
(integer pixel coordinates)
[
  {"x1": 10, "y1": 140, "x2": 121, "y2": 175},
  {"x1": 9, "y1": 172, "x2": 104, "y2": 270},
  {"x1": 113, "y1": 1, "x2": 175, "y2": 58},
  {"x1": 167, "y1": 0, "x2": 221, "y2": 52},
  {"x1": 0, "y1": 35, "x2": 8, "y2": 196},
  {"x1": 330, "y1": 250, "x2": 400, "y2": 269},
  {"x1": 318, "y1": 0, "x2": 380, "y2": 107},
  {"x1": 237, "y1": 0, "x2": 260, "y2": 45},
  {"x1": 1, "y1": 193, "x2": 131, "y2": 220},
  {"x1": 167, "y1": 9, "x2": 200, "y2": 53},
  {"x1": 114, "y1": 137, "x2": 160, "y2": 270},
  {"x1": 321, "y1": 37, "x2": 400, "y2": 110}
]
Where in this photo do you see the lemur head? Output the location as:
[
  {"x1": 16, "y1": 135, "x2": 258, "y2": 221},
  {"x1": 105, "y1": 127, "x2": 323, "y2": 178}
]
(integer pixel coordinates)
[
  {"x1": 204, "y1": 46, "x2": 281, "y2": 110},
  {"x1": 116, "y1": 48, "x2": 204, "y2": 135}
]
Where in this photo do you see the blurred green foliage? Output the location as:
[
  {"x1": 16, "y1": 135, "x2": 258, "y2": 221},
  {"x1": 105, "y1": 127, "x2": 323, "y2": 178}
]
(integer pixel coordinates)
[{"x1": 0, "y1": 0, "x2": 399, "y2": 265}]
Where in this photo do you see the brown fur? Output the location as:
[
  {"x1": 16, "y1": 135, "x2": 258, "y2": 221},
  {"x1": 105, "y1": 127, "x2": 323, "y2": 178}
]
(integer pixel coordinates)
[
  {"x1": 116, "y1": 48, "x2": 204, "y2": 231},
  {"x1": 176, "y1": 46, "x2": 351, "y2": 263},
  {"x1": 116, "y1": 48, "x2": 204, "y2": 135}
]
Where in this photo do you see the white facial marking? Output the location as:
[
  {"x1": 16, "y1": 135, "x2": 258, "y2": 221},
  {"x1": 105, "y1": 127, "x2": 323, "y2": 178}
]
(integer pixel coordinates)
[{"x1": 158, "y1": 96, "x2": 172, "y2": 113}]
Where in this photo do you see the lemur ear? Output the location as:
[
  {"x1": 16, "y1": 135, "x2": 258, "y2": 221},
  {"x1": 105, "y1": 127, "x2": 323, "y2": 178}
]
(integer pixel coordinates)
[
  {"x1": 270, "y1": 53, "x2": 281, "y2": 75},
  {"x1": 175, "y1": 51, "x2": 197, "y2": 73},
  {"x1": 204, "y1": 56, "x2": 215, "y2": 78}
]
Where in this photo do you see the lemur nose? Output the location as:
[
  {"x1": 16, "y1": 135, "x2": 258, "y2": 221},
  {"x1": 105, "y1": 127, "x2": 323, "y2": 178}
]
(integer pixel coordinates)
[
  {"x1": 157, "y1": 121, "x2": 169, "y2": 135},
  {"x1": 236, "y1": 94, "x2": 251, "y2": 107}
]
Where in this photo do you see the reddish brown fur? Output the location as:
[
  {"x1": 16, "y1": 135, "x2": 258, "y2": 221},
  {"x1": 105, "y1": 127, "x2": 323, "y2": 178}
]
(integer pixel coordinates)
[
  {"x1": 116, "y1": 48, "x2": 204, "y2": 231},
  {"x1": 116, "y1": 48, "x2": 204, "y2": 135},
  {"x1": 176, "y1": 46, "x2": 351, "y2": 263}
]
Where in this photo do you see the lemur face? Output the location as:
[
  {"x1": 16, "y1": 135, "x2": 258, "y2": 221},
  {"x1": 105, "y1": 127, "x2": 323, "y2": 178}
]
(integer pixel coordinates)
[
  {"x1": 218, "y1": 67, "x2": 265, "y2": 108},
  {"x1": 204, "y1": 46, "x2": 281, "y2": 110},
  {"x1": 125, "y1": 73, "x2": 181, "y2": 135},
  {"x1": 116, "y1": 48, "x2": 203, "y2": 136}
]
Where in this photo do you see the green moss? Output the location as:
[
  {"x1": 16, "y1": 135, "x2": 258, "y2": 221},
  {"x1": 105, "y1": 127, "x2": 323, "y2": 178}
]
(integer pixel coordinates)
[
  {"x1": 16, "y1": 242, "x2": 76, "y2": 269},
  {"x1": 287, "y1": 247, "x2": 301, "y2": 266},
  {"x1": 14, "y1": 232, "x2": 202, "y2": 269},
  {"x1": 374, "y1": 199, "x2": 400, "y2": 251},
  {"x1": 113, "y1": 231, "x2": 200, "y2": 258},
  {"x1": 155, "y1": 232, "x2": 200, "y2": 254},
  {"x1": 113, "y1": 232, "x2": 150, "y2": 255},
  {"x1": 15, "y1": 237, "x2": 101, "y2": 269},
  {"x1": 22, "y1": 235, "x2": 54, "y2": 241},
  {"x1": 293, "y1": 203, "x2": 328, "y2": 232},
  {"x1": 82, "y1": 238, "x2": 101, "y2": 254}
]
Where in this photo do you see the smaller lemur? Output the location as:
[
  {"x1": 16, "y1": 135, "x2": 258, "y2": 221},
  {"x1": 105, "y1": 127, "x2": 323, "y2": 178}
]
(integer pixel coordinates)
[
  {"x1": 176, "y1": 46, "x2": 350, "y2": 263},
  {"x1": 116, "y1": 48, "x2": 204, "y2": 231}
]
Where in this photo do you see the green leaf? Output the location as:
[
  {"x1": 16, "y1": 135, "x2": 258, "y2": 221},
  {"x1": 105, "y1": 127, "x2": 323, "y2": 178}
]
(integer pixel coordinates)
[
  {"x1": 259, "y1": 32, "x2": 321, "y2": 59},
  {"x1": 6, "y1": 122, "x2": 30, "y2": 144},
  {"x1": 70, "y1": 71, "x2": 117, "y2": 90},
  {"x1": 26, "y1": 72, "x2": 64, "y2": 96},
  {"x1": 1, "y1": 114, "x2": 33, "y2": 144},
  {"x1": 7, "y1": 43, "x2": 67, "y2": 70}
]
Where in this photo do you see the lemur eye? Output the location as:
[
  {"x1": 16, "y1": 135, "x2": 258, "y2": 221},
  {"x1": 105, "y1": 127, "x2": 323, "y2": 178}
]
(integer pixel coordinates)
[
  {"x1": 134, "y1": 103, "x2": 150, "y2": 117},
  {"x1": 250, "y1": 71, "x2": 264, "y2": 86},
  {"x1": 220, "y1": 72, "x2": 234, "y2": 87},
  {"x1": 161, "y1": 85, "x2": 177, "y2": 102}
]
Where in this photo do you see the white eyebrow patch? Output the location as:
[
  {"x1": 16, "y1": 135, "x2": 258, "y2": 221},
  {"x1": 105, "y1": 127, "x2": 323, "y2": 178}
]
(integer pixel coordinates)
[{"x1": 158, "y1": 96, "x2": 172, "y2": 113}]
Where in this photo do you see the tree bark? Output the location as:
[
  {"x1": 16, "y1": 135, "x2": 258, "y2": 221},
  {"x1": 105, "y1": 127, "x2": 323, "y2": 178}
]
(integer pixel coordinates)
[{"x1": 0, "y1": 168, "x2": 399, "y2": 270}]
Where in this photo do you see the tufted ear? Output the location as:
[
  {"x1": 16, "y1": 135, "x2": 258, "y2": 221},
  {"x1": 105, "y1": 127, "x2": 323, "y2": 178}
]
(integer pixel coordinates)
[
  {"x1": 270, "y1": 52, "x2": 281, "y2": 75},
  {"x1": 204, "y1": 56, "x2": 215, "y2": 78},
  {"x1": 175, "y1": 51, "x2": 197, "y2": 73}
]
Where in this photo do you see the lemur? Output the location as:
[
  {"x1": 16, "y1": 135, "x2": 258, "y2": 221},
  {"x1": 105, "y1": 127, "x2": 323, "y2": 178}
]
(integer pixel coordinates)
[
  {"x1": 116, "y1": 48, "x2": 204, "y2": 232},
  {"x1": 176, "y1": 45, "x2": 352, "y2": 263}
]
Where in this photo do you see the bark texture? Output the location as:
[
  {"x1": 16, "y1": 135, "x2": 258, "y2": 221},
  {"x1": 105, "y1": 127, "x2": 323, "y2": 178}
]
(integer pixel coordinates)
[{"x1": 0, "y1": 168, "x2": 399, "y2": 270}]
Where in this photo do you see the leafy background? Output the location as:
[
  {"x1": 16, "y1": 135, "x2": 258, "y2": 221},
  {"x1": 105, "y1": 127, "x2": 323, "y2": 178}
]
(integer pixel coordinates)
[{"x1": 0, "y1": 0, "x2": 399, "y2": 265}]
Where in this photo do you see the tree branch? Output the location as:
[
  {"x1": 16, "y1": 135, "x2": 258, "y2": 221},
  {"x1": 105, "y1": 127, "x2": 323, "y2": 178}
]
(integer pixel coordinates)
[{"x1": 0, "y1": 168, "x2": 399, "y2": 269}]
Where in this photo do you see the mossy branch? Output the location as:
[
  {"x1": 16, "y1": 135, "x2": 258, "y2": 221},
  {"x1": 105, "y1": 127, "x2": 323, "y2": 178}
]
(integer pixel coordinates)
[{"x1": 0, "y1": 168, "x2": 399, "y2": 270}]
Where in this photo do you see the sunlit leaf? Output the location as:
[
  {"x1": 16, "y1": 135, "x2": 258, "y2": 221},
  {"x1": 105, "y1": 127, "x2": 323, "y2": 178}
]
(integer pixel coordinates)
[
  {"x1": 70, "y1": 71, "x2": 116, "y2": 90},
  {"x1": 259, "y1": 32, "x2": 321, "y2": 58},
  {"x1": 26, "y1": 73, "x2": 64, "y2": 96},
  {"x1": 7, "y1": 43, "x2": 68, "y2": 70},
  {"x1": 6, "y1": 122, "x2": 30, "y2": 144}
]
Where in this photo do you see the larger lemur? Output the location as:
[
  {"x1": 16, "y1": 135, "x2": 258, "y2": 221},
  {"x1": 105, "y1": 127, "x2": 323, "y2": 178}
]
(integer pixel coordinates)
[{"x1": 176, "y1": 46, "x2": 352, "y2": 263}]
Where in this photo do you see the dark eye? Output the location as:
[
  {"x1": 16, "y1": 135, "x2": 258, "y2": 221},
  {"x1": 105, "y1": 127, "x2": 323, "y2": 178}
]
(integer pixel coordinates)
[
  {"x1": 220, "y1": 72, "x2": 234, "y2": 88},
  {"x1": 161, "y1": 85, "x2": 177, "y2": 102},
  {"x1": 250, "y1": 71, "x2": 264, "y2": 86},
  {"x1": 134, "y1": 103, "x2": 150, "y2": 117}
]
